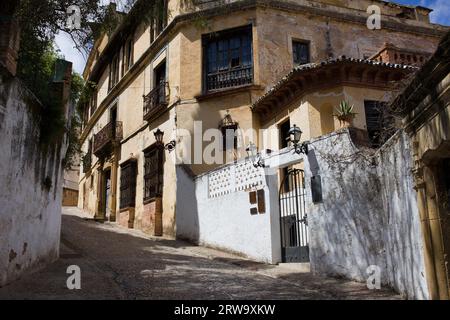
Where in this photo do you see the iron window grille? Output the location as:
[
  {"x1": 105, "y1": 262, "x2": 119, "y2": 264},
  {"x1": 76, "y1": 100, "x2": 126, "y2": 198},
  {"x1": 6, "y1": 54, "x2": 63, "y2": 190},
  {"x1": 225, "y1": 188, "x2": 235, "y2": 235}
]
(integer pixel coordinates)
[
  {"x1": 120, "y1": 159, "x2": 137, "y2": 209},
  {"x1": 203, "y1": 25, "x2": 253, "y2": 92},
  {"x1": 364, "y1": 100, "x2": 393, "y2": 147},
  {"x1": 143, "y1": 144, "x2": 164, "y2": 202}
]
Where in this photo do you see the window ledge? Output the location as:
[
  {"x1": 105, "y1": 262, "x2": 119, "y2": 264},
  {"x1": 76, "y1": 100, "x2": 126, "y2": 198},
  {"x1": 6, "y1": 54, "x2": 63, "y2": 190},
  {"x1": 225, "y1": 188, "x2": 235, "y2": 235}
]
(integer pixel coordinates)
[
  {"x1": 195, "y1": 84, "x2": 264, "y2": 101},
  {"x1": 143, "y1": 196, "x2": 162, "y2": 205}
]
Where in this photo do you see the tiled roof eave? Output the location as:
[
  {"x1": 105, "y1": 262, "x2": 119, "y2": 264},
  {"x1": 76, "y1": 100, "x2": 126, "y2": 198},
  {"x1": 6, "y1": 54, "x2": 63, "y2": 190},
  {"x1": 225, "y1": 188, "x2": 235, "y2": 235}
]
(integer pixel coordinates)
[{"x1": 251, "y1": 56, "x2": 417, "y2": 111}]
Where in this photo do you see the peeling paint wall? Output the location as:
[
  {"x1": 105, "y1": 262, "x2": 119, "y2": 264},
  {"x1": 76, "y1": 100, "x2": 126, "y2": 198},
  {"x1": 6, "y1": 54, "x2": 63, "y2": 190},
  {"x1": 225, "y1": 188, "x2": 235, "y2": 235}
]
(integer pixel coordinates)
[
  {"x1": 0, "y1": 72, "x2": 65, "y2": 287},
  {"x1": 303, "y1": 129, "x2": 429, "y2": 299}
]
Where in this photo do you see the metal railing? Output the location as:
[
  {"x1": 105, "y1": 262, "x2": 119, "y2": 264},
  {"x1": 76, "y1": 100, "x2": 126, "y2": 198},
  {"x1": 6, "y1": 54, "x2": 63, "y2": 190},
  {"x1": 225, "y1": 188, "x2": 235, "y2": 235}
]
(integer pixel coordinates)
[
  {"x1": 143, "y1": 82, "x2": 168, "y2": 121},
  {"x1": 206, "y1": 65, "x2": 253, "y2": 91},
  {"x1": 93, "y1": 121, "x2": 123, "y2": 156}
]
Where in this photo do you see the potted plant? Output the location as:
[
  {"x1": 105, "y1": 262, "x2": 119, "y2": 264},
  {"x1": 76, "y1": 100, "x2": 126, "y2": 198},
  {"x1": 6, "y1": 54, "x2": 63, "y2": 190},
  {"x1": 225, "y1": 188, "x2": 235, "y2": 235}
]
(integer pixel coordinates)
[{"x1": 334, "y1": 100, "x2": 357, "y2": 128}]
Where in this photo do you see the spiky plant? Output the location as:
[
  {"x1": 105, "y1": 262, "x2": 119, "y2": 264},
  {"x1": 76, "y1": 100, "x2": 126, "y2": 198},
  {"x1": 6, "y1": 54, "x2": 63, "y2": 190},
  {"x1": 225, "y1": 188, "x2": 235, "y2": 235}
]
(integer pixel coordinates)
[{"x1": 334, "y1": 101, "x2": 356, "y2": 118}]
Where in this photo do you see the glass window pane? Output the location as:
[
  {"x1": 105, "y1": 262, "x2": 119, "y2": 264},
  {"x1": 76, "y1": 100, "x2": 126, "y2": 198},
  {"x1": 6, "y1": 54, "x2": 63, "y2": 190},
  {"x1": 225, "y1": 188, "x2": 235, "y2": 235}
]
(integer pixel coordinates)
[{"x1": 293, "y1": 41, "x2": 310, "y2": 65}]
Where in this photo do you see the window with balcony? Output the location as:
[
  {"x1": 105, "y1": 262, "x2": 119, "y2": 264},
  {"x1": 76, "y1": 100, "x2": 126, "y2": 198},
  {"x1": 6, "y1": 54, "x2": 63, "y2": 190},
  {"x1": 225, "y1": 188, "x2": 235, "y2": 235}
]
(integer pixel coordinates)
[
  {"x1": 122, "y1": 37, "x2": 134, "y2": 77},
  {"x1": 292, "y1": 40, "x2": 310, "y2": 66},
  {"x1": 108, "y1": 54, "x2": 120, "y2": 91},
  {"x1": 150, "y1": 0, "x2": 168, "y2": 43},
  {"x1": 143, "y1": 61, "x2": 167, "y2": 121},
  {"x1": 120, "y1": 159, "x2": 137, "y2": 209},
  {"x1": 203, "y1": 25, "x2": 253, "y2": 92},
  {"x1": 143, "y1": 145, "x2": 164, "y2": 202}
]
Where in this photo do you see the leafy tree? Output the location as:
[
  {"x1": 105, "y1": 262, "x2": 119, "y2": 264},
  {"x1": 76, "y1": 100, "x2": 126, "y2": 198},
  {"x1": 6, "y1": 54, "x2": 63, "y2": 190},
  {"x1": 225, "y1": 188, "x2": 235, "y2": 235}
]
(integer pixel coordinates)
[{"x1": 13, "y1": 0, "x2": 177, "y2": 168}]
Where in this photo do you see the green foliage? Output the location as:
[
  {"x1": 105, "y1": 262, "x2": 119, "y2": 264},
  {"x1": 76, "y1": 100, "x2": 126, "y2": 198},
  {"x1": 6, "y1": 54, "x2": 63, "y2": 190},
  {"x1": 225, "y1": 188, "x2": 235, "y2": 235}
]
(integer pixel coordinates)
[
  {"x1": 63, "y1": 110, "x2": 83, "y2": 170},
  {"x1": 334, "y1": 101, "x2": 356, "y2": 118},
  {"x1": 63, "y1": 73, "x2": 85, "y2": 170},
  {"x1": 17, "y1": 33, "x2": 61, "y2": 104}
]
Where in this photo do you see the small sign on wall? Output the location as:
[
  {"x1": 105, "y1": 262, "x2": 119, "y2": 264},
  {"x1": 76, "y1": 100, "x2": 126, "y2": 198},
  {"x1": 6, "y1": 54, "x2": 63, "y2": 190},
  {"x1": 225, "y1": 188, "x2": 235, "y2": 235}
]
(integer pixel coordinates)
[{"x1": 249, "y1": 189, "x2": 266, "y2": 214}]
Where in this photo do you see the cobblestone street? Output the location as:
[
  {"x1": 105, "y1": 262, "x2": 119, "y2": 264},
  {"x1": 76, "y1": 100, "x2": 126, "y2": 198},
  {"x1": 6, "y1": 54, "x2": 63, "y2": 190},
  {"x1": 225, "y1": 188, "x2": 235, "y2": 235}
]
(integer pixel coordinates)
[{"x1": 0, "y1": 207, "x2": 401, "y2": 300}]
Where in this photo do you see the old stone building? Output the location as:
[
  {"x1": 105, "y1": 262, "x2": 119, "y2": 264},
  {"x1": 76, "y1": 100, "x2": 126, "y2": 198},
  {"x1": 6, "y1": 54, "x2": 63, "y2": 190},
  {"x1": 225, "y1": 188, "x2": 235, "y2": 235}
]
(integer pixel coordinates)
[
  {"x1": 78, "y1": 0, "x2": 448, "y2": 240},
  {"x1": 63, "y1": 166, "x2": 80, "y2": 207}
]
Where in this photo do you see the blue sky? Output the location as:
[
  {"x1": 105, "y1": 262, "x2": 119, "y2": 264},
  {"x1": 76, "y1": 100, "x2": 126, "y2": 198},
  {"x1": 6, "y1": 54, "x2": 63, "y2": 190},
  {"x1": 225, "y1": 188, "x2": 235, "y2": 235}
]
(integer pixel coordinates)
[
  {"x1": 56, "y1": 0, "x2": 450, "y2": 74},
  {"x1": 392, "y1": 0, "x2": 450, "y2": 25}
]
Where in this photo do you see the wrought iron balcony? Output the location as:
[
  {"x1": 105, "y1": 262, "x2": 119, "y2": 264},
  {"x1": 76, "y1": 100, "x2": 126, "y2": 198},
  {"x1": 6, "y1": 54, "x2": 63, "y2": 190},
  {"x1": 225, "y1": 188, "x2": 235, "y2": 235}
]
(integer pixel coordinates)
[
  {"x1": 93, "y1": 121, "x2": 123, "y2": 157},
  {"x1": 82, "y1": 153, "x2": 92, "y2": 173},
  {"x1": 143, "y1": 82, "x2": 168, "y2": 121},
  {"x1": 206, "y1": 65, "x2": 253, "y2": 91}
]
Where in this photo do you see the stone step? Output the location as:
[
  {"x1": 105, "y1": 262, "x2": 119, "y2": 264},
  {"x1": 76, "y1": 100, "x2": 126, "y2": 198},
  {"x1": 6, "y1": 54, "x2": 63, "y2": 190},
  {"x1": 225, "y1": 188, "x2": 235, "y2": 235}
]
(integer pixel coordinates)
[{"x1": 277, "y1": 262, "x2": 311, "y2": 273}]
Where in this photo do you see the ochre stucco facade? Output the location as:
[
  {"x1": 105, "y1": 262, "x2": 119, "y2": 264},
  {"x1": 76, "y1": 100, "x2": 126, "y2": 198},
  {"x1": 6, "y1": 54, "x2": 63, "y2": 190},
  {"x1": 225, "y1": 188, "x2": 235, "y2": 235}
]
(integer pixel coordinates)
[{"x1": 78, "y1": 0, "x2": 448, "y2": 238}]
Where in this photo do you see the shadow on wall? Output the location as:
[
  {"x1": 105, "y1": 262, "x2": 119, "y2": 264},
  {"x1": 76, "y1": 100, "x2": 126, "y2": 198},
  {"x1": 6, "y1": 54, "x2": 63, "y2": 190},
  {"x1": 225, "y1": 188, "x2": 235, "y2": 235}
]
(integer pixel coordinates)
[
  {"x1": 304, "y1": 129, "x2": 429, "y2": 299},
  {"x1": 175, "y1": 164, "x2": 200, "y2": 242},
  {"x1": 305, "y1": 134, "x2": 387, "y2": 282}
]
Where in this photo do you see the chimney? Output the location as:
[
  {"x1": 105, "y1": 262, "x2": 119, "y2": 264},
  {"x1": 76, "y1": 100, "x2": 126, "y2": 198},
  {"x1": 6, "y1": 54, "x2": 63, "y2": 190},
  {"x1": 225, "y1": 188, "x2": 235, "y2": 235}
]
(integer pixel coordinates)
[{"x1": 0, "y1": 0, "x2": 21, "y2": 76}]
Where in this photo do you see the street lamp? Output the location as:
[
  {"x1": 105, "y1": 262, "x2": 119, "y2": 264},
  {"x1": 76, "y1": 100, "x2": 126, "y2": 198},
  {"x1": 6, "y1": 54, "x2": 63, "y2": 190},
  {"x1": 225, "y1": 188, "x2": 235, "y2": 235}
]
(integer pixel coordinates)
[
  {"x1": 246, "y1": 142, "x2": 265, "y2": 168},
  {"x1": 288, "y1": 124, "x2": 308, "y2": 155},
  {"x1": 153, "y1": 128, "x2": 176, "y2": 152},
  {"x1": 154, "y1": 128, "x2": 164, "y2": 145}
]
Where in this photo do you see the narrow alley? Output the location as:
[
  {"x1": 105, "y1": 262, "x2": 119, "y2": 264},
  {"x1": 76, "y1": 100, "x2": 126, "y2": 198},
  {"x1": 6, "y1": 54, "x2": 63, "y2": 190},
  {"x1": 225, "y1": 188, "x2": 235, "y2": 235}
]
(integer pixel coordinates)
[{"x1": 0, "y1": 207, "x2": 401, "y2": 300}]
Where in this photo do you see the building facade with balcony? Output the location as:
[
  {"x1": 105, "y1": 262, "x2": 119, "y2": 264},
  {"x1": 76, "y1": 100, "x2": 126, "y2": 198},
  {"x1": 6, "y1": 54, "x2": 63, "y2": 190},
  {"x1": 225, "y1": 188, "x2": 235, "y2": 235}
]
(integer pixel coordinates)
[{"x1": 78, "y1": 0, "x2": 448, "y2": 237}]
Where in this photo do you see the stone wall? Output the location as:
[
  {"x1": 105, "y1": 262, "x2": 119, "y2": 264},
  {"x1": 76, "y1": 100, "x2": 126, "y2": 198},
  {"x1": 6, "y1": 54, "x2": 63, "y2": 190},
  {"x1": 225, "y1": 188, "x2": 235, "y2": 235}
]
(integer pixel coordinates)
[
  {"x1": 176, "y1": 161, "x2": 282, "y2": 263},
  {"x1": 0, "y1": 64, "x2": 70, "y2": 287},
  {"x1": 303, "y1": 128, "x2": 429, "y2": 299}
]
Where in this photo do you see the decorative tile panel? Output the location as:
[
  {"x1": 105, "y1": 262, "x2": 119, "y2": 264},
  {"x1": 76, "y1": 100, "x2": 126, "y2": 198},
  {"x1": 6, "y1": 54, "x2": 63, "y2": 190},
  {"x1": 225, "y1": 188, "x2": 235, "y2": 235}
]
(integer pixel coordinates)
[{"x1": 208, "y1": 161, "x2": 265, "y2": 198}]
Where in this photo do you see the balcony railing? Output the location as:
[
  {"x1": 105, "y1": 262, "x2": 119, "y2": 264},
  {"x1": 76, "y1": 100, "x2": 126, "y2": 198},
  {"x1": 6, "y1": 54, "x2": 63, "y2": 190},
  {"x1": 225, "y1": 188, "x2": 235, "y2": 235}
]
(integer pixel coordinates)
[
  {"x1": 206, "y1": 65, "x2": 253, "y2": 91},
  {"x1": 143, "y1": 82, "x2": 168, "y2": 121},
  {"x1": 82, "y1": 153, "x2": 92, "y2": 173},
  {"x1": 93, "y1": 121, "x2": 123, "y2": 157}
]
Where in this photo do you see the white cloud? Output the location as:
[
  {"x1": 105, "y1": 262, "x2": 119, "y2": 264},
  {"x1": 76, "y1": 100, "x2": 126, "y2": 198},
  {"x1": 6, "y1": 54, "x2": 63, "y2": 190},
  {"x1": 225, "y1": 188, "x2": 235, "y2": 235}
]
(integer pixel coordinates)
[
  {"x1": 422, "y1": 0, "x2": 450, "y2": 25},
  {"x1": 54, "y1": 32, "x2": 87, "y2": 74}
]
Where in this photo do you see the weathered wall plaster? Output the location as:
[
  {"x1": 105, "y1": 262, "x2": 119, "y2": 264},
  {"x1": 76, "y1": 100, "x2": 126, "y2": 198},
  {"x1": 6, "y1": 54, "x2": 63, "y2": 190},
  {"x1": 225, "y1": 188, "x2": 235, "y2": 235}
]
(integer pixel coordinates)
[
  {"x1": 303, "y1": 129, "x2": 429, "y2": 299},
  {"x1": 0, "y1": 72, "x2": 66, "y2": 287}
]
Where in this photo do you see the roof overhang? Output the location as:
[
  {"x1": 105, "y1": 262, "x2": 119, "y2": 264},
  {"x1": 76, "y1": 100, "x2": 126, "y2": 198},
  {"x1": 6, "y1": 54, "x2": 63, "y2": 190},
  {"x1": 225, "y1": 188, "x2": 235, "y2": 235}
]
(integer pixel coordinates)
[{"x1": 251, "y1": 57, "x2": 417, "y2": 124}]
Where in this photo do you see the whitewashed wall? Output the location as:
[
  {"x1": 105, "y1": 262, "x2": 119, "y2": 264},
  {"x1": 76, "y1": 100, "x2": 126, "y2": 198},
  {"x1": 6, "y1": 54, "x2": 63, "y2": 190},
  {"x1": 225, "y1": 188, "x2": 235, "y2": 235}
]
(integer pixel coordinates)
[
  {"x1": 302, "y1": 129, "x2": 429, "y2": 299},
  {"x1": 176, "y1": 161, "x2": 281, "y2": 264},
  {"x1": 0, "y1": 74, "x2": 66, "y2": 287}
]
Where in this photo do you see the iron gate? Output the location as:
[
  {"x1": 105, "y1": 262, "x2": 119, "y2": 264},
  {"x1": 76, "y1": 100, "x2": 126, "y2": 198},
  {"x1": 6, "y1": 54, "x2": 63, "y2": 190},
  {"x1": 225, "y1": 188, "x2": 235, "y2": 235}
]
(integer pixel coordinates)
[{"x1": 279, "y1": 169, "x2": 309, "y2": 263}]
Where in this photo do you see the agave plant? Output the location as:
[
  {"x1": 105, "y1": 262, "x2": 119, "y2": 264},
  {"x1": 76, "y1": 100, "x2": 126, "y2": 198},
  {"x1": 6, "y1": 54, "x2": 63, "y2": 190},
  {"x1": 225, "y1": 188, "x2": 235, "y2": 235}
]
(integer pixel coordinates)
[
  {"x1": 334, "y1": 100, "x2": 357, "y2": 128},
  {"x1": 334, "y1": 101, "x2": 356, "y2": 119}
]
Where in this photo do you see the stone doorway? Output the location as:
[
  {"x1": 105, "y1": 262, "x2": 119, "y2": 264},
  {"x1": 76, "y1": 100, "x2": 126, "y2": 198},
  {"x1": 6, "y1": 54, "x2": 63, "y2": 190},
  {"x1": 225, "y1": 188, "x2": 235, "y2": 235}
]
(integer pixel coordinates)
[{"x1": 102, "y1": 169, "x2": 112, "y2": 220}]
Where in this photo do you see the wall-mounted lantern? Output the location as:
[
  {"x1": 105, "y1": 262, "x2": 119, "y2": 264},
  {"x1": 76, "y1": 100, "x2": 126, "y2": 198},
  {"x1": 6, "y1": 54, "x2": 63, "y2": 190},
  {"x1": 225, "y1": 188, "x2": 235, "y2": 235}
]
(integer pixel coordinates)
[
  {"x1": 246, "y1": 142, "x2": 265, "y2": 168},
  {"x1": 154, "y1": 128, "x2": 164, "y2": 145},
  {"x1": 153, "y1": 128, "x2": 176, "y2": 152},
  {"x1": 288, "y1": 124, "x2": 308, "y2": 155}
]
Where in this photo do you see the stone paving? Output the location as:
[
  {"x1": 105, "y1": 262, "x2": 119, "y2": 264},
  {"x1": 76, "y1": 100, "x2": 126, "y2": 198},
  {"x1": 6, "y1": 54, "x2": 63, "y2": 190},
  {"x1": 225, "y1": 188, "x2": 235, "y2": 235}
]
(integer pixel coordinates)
[{"x1": 0, "y1": 207, "x2": 402, "y2": 300}]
